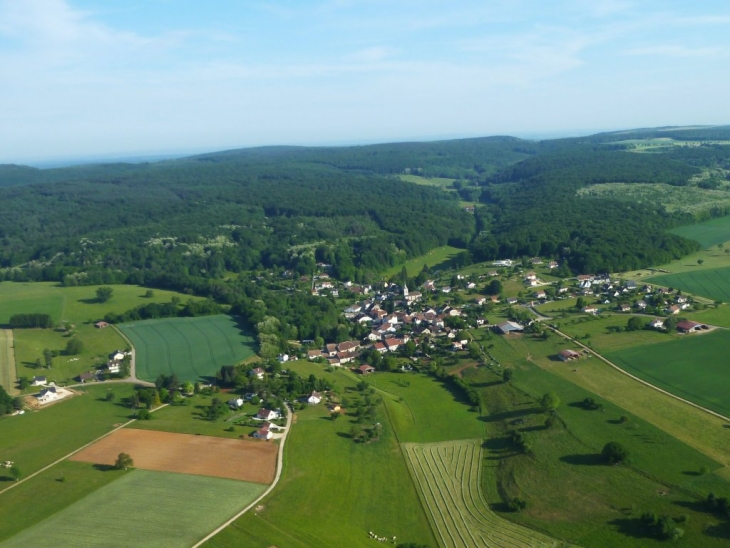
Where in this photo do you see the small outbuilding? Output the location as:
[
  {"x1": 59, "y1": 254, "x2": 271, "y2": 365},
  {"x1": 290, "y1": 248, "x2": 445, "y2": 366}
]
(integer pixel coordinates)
[
  {"x1": 676, "y1": 320, "x2": 708, "y2": 333},
  {"x1": 495, "y1": 321, "x2": 524, "y2": 335},
  {"x1": 558, "y1": 349, "x2": 581, "y2": 362}
]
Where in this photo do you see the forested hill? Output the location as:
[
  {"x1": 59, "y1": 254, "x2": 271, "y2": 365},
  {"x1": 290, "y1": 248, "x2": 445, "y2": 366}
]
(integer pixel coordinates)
[{"x1": 1, "y1": 125, "x2": 730, "y2": 286}]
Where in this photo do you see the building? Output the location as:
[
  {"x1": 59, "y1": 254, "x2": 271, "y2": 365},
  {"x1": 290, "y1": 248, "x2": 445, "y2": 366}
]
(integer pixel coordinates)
[
  {"x1": 256, "y1": 408, "x2": 278, "y2": 421},
  {"x1": 495, "y1": 321, "x2": 524, "y2": 335},
  {"x1": 307, "y1": 391, "x2": 322, "y2": 405},
  {"x1": 36, "y1": 386, "x2": 60, "y2": 404},
  {"x1": 676, "y1": 320, "x2": 708, "y2": 333},
  {"x1": 253, "y1": 421, "x2": 273, "y2": 440},
  {"x1": 558, "y1": 349, "x2": 581, "y2": 361}
]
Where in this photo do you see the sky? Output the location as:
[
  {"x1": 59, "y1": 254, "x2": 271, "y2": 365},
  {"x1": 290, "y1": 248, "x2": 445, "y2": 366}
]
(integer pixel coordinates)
[{"x1": 1, "y1": 0, "x2": 729, "y2": 164}]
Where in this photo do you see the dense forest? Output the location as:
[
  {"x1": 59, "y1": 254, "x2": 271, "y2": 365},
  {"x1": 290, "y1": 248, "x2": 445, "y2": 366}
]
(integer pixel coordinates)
[{"x1": 1, "y1": 125, "x2": 730, "y2": 292}]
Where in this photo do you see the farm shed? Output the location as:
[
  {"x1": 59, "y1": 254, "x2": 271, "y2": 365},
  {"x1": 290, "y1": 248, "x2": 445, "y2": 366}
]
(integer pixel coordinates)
[
  {"x1": 495, "y1": 321, "x2": 524, "y2": 335},
  {"x1": 558, "y1": 349, "x2": 581, "y2": 361},
  {"x1": 676, "y1": 320, "x2": 708, "y2": 333}
]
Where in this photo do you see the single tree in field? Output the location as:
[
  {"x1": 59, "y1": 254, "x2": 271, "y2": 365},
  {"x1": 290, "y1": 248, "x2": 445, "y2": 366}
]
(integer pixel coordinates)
[
  {"x1": 540, "y1": 391, "x2": 561, "y2": 412},
  {"x1": 43, "y1": 348, "x2": 53, "y2": 369},
  {"x1": 64, "y1": 337, "x2": 84, "y2": 356},
  {"x1": 697, "y1": 259, "x2": 704, "y2": 266},
  {"x1": 114, "y1": 453, "x2": 134, "y2": 470},
  {"x1": 602, "y1": 441, "x2": 629, "y2": 465},
  {"x1": 502, "y1": 368, "x2": 513, "y2": 384},
  {"x1": 96, "y1": 286, "x2": 113, "y2": 303},
  {"x1": 9, "y1": 465, "x2": 21, "y2": 482}
]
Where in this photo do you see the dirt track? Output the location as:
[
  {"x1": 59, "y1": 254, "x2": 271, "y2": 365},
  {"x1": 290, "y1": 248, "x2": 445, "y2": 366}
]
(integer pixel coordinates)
[{"x1": 70, "y1": 429, "x2": 277, "y2": 484}]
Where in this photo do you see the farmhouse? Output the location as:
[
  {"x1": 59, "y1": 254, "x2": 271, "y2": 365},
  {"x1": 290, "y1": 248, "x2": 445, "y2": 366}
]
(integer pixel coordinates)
[
  {"x1": 307, "y1": 391, "x2": 322, "y2": 405},
  {"x1": 36, "y1": 386, "x2": 60, "y2": 404},
  {"x1": 676, "y1": 320, "x2": 708, "y2": 333},
  {"x1": 558, "y1": 349, "x2": 581, "y2": 361},
  {"x1": 253, "y1": 421, "x2": 273, "y2": 440},
  {"x1": 582, "y1": 305, "x2": 598, "y2": 315},
  {"x1": 256, "y1": 408, "x2": 278, "y2": 421},
  {"x1": 31, "y1": 376, "x2": 47, "y2": 386},
  {"x1": 495, "y1": 321, "x2": 524, "y2": 335},
  {"x1": 649, "y1": 318, "x2": 665, "y2": 330}
]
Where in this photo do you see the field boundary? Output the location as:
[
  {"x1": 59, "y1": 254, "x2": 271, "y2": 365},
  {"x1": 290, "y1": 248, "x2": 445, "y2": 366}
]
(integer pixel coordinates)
[
  {"x1": 549, "y1": 326, "x2": 730, "y2": 424},
  {"x1": 0, "y1": 330, "x2": 17, "y2": 395}
]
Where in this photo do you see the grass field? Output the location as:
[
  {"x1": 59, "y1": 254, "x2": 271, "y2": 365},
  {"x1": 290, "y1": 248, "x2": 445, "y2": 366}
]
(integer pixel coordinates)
[
  {"x1": 648, "y1": 266, "x2": 730, "y2": 302},
  {"x1": 119, "y1": 315, "x2": 255, "y2": 382},
  {"x1": 671, "y1": 215, "x2": 730, "y2": 248},
  {"x1": 204, "y1": 369, "x2": 436, "y2": 548},
  {"x1": 382, "y1": 245, "x2": 464, "y2": 279},
  {"x1": 367, "y1": 372, "x2": 484, "y2": 443},
  {"x1": 553, "y1": 314, "x2": 674, "y2": 353},
  {"x1": 0, "y1": 330, "x2": 16, "y2": 395},
  {"x1": 404, "y1": 440, "x2": 560, "y2": 548},
  {"x1": 0, "y1": 469, "x2": 266, "y2": 548},
  {"x1": 0, "y1": 383, "x2": 136, "y2": 487},
  {"x1": 607, "y1": 329, "x2": 730, "y2": 417}
]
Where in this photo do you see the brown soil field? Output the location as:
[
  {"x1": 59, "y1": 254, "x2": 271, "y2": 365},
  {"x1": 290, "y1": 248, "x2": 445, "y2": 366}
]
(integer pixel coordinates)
[{"x1": 70, "y1": 429, "x2": 277, "y2": 483}]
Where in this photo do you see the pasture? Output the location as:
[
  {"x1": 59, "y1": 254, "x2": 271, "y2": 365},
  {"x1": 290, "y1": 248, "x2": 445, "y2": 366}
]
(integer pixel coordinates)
[
  {"x1": 648, "y1": 266, "x2": 730, "y2": 302},
  {"x1": 403, "y1": 440, "x2": 560, "y2": 548},
  {"x1": 553, "y1": 314, "x2": 674, "y2": 353},
  {"x1": 0, "y1": 384, "x2": 136, "y2": 487},
  {"x1": 607, "y1": 329, "x2": 730, "y2": 418},
  {"x1": 0, "y1": 330, "x2": 16, "y2": 394},
  {"x1": 382, "y1": 245, "x2": 463, "y2": 279},
  {"x1": 367, "y1": 372, "x2": 484, "y2": 443},
  {"x1": 203, "y1": 384, "x2": 436, "y2": 548},
  {"x1": 0, "y1": 470, "x2": 266, "y2": 548},
  {"x1": 71, "y1": 428, "x2": 277, "y2": 484},
  {"x1": 119, "y1": 315, "x2": 256, "y2": 382},
  {"x1": 670, "y1": 214, "x2": 730, "y2": 248}
]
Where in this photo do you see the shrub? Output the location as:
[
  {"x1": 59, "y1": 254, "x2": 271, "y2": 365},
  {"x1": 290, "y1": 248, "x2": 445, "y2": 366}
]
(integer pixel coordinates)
[{"x1": 602, "y1": 441, "x2": 629, "y2": 464}]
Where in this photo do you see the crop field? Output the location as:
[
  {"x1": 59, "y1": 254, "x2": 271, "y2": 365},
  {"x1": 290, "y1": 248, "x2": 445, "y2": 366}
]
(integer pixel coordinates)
[
  {"x1": 607, "y1": 329, "x2": 730, "y2": 418},
  {"x1": 648, "y1": 266, "x2": 730, "y2": 302},
  {"x1": 382, "y1": 245, "x2": 463, "y2": 279},
  {"x1": 71, "y1": 428, "x2": 277, "y2": 483},
  {"x1": 0, "y1": 469, "x2": 266, "y2": 548},
  {"x1": 403, "y1": 440, "x2": 560, "y2": 548},
  {"x1": 119, "y1": 315, "x2": 255, "y2": 382},
  {"x1": 0, "y1": 330, "x2": 16, "y2": 394},
  {"x1": 670, "y1": 214, "x2": 730, "y2": 248}
]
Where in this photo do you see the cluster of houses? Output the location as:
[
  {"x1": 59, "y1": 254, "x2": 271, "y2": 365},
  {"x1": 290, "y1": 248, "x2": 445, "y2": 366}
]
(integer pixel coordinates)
[{"x1": 28, "y1": 376, "x2": 72, "y2": 405}]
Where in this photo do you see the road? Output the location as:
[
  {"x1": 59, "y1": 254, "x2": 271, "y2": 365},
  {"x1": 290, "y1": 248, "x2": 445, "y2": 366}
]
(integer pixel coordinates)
[{"x1": 192, "y1": 403, "x2": 295, "y2": 548}]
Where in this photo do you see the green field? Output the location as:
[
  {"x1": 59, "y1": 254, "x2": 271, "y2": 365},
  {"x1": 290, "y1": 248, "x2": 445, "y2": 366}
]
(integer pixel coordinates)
[
  {"x1": 0, "y1": 469, "x2": 266, "y2": 548},
  {"x1": 404, "y1": 440, "x2": 560, "y2": 548},
  {"x1": 0, "y1": 330, "x2": 16, "y2": 394},
  {"x1": 648, "y1": 266, "x2": 730, "y2": 302},
  {"x1": 367, "y1": 372, "x2": 484, "y2": 443},
  {"x1": 382, "y1": 245, "x2": 463, "y2": 279},
  {"x1": 204, "y1": 368, "x2": 436, "y2": 548},
  {"x1": 0, "y1": 384, "x2": 136, "y2": 487},
  {"x1": 607, "y1": 329, "x2": 730, "y2": 418},
  {"x1": 671, "y1": 214, "x2": 730, "y2": 248},
  {"x1": 553, "y1": 314, "x2": 675, "y2": 353},
  {"x1": 119, "y1": 315, "x2": 256, "y2": 382}
]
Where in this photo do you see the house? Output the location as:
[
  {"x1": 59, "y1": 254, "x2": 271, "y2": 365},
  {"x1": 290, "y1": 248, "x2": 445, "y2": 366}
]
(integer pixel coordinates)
[
  {"x1": 577, "y1": 275, "x2": 594, "y2": 282},
  {"x1": 441, "y1": 286, "x2": 452, "y2": 294},
  {"x1": 524, "y1": 272, "x2": 537, "y2": 281},
  {"x1": 506, "y1": 297, "x2": 519, "y2": 305},
  {"x1": 636, "y1": 300, "x2": 647, "y2": 310},
  {"x1": 107, "y1": 362, "x2": 120, "y2": 374},
  {"x1": 327, "y1": 403, "x2": 342, "y2": 413},
  {"x1": 530, "y1": 257, "x2": 543, "y2": 265},
  {"x1": 357, "y1": 364, "x2": 376, "y2": 375},
  {"x1": 277, "y1": 353, "x2": 290, "y2": 363},
  {"x1": 534, "y1": 290, "x2": 547, "y2": 299},
  {"x1": 307, "y1": 391, "x2": 322, "y2": 405},
  {"x1": 325, "y1": 343, "x2": 338, "y2": 356},
  {"x1": 36, "y1": 386, "x2": 59, "y2": 404},
  {"x1": 492, "y1": 259, "x2": 513, "y2": 267},
  {"x1": 336, "y1": 352, "x2": 353, "y2": 364},
  {"x1": 77, "y1": 371, "x2": 96, "y2": 383},
  {"x1": 307, "y1": 349, "x2": 324, "y2": 360},
  {"x1": 558, "y1": 349, "x2": 581, "y2": 362},
  {"x1": 619, "y1": 304, "x2": 631, "y2": 313},
  {"x1": 249, "y1": 367, "x2": 266, "y2": 380},
  {"x1": 476, "y1": 298, "x2": 487, "y2": 305},
  {"x1": 94, "y1": 321, "x2": 109, "y2": 329},
  {"x1": 488, "y1": 271, "x2": 499, "y2": 277},
  {"x1": 373, "y1": 342, "x2": 387, "y2": 353},
  {"x1": 582, "y1": 305, "x2": 598, "y2": 315},
  {"x1": 253, "y1": 421, "x2": 273, "y2": 440},
  {"x1": 648, "y1": 318, "x2": 665, "y2": 330},
  {"x1": 495, "y1": 321, "x2": 524, "y2": 335},
  {"x1": 228, "y1": 397, "x2": 244, "y2": 410},
  {"x1": 557, "y1": 287, "x2": 569, "y2": 294},
  {"x1": 490, "y1": 295, "x2": 500, "y2": 303},
  {"x1": 256, "y1": 408, "x2": 278, "y2": 421},
  {"x1": 667, "y1": 305, "x2": 680, "y2": 315},
  {"x1": 549, "y1": 261, "x2": 559, "y2": 269},
  {"x1": 109, "y1": 350, "x2": 126, "y2": 362},
  {"x1": 624, "y1": 280, "x2": 638, "y2": 290},
  {"x1": 384, "y1": 338, "x2": 401, "y2": 352},
  {"x1": 337, "y1": 341, "x2": 360, "y2": 354},
  {"x1": 31, "y1": 376, "x2": 47, "y2": 387},
  {"x1": 676, "y1": 320, "x2": 708, "y2": 333}
]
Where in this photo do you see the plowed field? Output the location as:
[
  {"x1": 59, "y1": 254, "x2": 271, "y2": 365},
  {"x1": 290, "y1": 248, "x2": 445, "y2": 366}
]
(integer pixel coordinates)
[{"x1": 70, "y1": 429, "x2": 276, "y2": 483}]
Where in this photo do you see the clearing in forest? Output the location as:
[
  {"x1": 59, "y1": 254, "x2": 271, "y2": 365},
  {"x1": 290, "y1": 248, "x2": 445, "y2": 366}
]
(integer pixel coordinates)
[
  {"x1": 0, "y1": 329, "x2": 17, "y2": 395},
  {"x1": 402, "y1": 439, "x2": 563, "y2": 548},
  {"x1": 119, "y1": 314, "x2": 255, "y2": 382},
  {"x1": 70, "y1": 428, "x2": 277, "y2": 484}
]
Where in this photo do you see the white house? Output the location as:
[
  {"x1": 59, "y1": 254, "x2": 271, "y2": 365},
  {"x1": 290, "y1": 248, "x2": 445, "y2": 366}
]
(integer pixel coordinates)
[
  {"x1": 253, "y1": 421, "x2": 273, "y2": 440},
  {"x1": 307, "y1": 391, "x2": 322, "y2": 405},
  {"x1": 31, "y1": 376, "x2": 47, "y2": 387},
  {"x1": 249, "y1": 367, "x2": 266, "y2": 380},
  {"x1": 36, "y1": 386, "x2": 60, "y2": 405},
  {"x1": 228, "y1": 398, "x2": 244, "y2": 410},
  {"x1": 256, "y1": 408, "x2": 278, "y2": 421}
]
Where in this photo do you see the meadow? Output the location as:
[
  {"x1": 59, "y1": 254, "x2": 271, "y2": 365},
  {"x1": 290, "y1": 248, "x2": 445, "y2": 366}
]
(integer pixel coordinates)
[
  {"x1": 119, "y1": 315, "x2": 256, "y2": 382},
  {"x1": 403, "y1": 440, "x2": 560, "y2": 548},
  {"x1": 203, "y1": 366, "x2": 436, "y2": 548},
  {"x1": 0, "y1": 383, "x2": 136, "y2": 487},
  {"x1": 382, "y1": 245, "x2": 463, "y2": 279},
  {"x1": 607, "y1": 329, "x2": 730, "y2": 418},
  {"x1": 472, "y1": 333, "x2": 730, "y2": 547},
  {"x1": 0, "y1": 470, "x2": 266, "y2": 548},
  {"x1": 0, "y1": 330, "x2": 15, "y2": 394},
  {"x1": 670, "y1": 214, "x2": 730, "y2": 248},
  {"x1": 648, "y1": 266, "x2": 730, "y2": 302},
  {"x1": 552, "y1": 314, "x2": 674, "y2": 353}
]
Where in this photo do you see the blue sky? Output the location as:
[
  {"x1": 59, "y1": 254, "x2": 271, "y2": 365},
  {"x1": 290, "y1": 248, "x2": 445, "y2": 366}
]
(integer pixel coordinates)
[{"x1": 1, "y1": 0, "x2": 729, "y2": 163}]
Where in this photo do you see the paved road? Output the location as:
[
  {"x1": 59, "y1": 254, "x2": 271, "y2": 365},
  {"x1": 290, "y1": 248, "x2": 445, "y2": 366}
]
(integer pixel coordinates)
[{"x1": 192, "y1": 403, "x2": 294, "y2": 548}]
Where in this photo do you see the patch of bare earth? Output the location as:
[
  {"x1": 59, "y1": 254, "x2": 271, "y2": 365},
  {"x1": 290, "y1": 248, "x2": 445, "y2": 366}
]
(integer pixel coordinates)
[{"x1": 70, "y1": 428, "x2": 277, "y2": 483}]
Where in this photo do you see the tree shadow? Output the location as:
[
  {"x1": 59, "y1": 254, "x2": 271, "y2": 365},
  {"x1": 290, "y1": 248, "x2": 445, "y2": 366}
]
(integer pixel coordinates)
[
  {"x1": 480, "y1": 407, "x2": 540, "y2": 423},
  {"x1": 0, "y1": 475, "x2": 14, "y2": 482},
  {"x1": 607, "y1": 518, "x2": 655, "y2": 539},
  {"x1": 77, "y1": 298, "x2": 102, "y2": 305},
  {"x1": 470, "y1": 380, "x2": 503, "y2": 388},
  {"x1": 682, "y1": 470, "x2": 702, "y2": 476},
  {"x1": 560, "y1": 453, "x2": 604, "y2": 466},
  {"x1": 92, "y1": 464, "x2": 117, "y2": 472}
]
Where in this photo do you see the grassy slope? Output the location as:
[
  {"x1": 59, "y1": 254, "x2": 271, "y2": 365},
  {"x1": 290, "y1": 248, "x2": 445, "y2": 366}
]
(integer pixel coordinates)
[
  {"x1": 119, "y1": 315, "x2": 255, "y2": 382},
  {"x1": 474, "y1": 333, "x2": 730, "y2": 547},
  {"x1": 204, "y1": 365, "x2": 436, "y2": 548},
  {"x1": 0, "y1": 384, "x2": 136, "y2": 488},
  {"x1": 382, "y1": 245, "x2": 463, "y2": 279},
  {"x1": 553, "y1": 314, "x2": 676, "y2": 353},
  {"x1": 670, "y1": 215, "x2": 730, "y2": 248},
  {"x1": 606, "y1": 330, "x2": 730, "y2": 417},
  {"x1": 0, "y1": 470, "x2": 266, "y2": 548}
]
